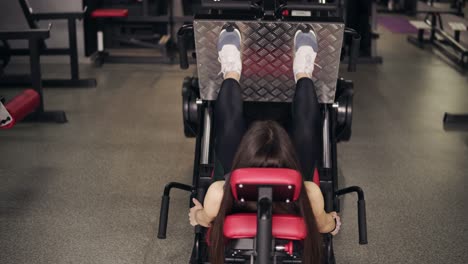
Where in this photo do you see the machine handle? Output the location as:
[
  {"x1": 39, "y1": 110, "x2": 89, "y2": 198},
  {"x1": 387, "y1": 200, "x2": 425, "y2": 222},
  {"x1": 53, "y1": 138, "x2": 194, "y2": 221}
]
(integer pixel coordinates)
[
  {"x1": 348, "y1": 34, "x2": 361, "y2": 72},
  {"x1": 157, "y1": 182, "x2": 193, "y2": 239},
  {"x1": 344, "y1": 28, "x2": 361, "y2": 72},
  {"x1": 178, "y1": 24, "x2": 193, "y2": 70},
  {"x1": 358, "y1": 199, "x2": 367, "y2": 244},
  {"x1": 335, "y1": 186, "x2": 368, "y2": 245},
  {"x1": 157, "y1": 195, "x2": 170, "y2": 239}
]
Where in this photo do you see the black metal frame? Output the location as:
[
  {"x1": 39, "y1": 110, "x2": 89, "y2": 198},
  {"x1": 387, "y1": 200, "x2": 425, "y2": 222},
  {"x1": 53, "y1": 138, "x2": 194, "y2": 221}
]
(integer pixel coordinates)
[
  {"x1": 157, "y1": 1, "x2": 368, "y2": 263},
  {"x1": 0, "y1": 26, "x2": 67, "y2": 124},
  {"x1": 158, "y1": 101, "x2": 367, "y2": 264},
  {"x1": 407, "y1": 2, "x2": 468, "y2": 68},
  {"x1": 0, "y1": 0, "x2": 96, "y2": 88}
]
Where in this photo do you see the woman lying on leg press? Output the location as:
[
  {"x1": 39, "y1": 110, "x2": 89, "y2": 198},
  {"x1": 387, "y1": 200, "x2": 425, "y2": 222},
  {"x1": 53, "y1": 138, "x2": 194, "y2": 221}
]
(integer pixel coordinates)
[{"x1": 189, "y1": 26, "x2": 342, "y2": 264}]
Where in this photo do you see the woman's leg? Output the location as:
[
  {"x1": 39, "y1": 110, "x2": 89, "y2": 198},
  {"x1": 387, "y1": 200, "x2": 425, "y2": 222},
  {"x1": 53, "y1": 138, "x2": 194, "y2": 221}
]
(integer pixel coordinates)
[
  {"x1": 213, "y1": 25, "x2": 245, "y2": 180},
  {"x1": 214, "y1": 78, "x2": 246, "y2": 178},
  {"x1": 290, "y1": 29, "x2": 322, "y2": 180},
  {"x1": 291, "y1": 78, "x2": 322, "y2": 181}
]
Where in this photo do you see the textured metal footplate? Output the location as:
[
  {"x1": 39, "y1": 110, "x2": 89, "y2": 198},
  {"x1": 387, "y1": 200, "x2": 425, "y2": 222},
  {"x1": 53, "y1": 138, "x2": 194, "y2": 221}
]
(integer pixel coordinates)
[{"x1": 194, "y1": 20, "x2": 344, "y2": 103}]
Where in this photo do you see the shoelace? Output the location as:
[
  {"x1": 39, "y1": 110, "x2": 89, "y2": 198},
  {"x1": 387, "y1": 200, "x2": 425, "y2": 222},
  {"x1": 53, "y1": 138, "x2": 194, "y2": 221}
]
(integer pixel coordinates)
[
  {"x1": 305, "y1": 54, "x2": 322, "y2": 69},
  {"x1": 218, "y1": 53, "x2": 241, "y2": 75}
]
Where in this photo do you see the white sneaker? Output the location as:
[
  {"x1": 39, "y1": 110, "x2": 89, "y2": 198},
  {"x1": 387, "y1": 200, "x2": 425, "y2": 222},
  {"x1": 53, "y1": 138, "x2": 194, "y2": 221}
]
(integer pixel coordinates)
[
  {"x1": 293, "y1": 29, "x2": 319, "y2": 83},
  {"x1": 217, "y1": 26, "x2": 242, "y2": 79}
]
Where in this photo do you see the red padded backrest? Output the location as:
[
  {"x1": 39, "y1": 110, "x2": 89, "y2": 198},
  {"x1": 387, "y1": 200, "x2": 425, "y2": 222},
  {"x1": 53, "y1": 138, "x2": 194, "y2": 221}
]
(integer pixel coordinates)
[{"x1": 230, "y1": 168, "x2": 302, "y2": 202}]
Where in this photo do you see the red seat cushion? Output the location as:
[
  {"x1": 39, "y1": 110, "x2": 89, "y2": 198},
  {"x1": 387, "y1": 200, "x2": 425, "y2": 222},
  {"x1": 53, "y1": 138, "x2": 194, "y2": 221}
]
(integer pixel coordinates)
[
  {"x1": 230, "y1": 168, "x2": 302, "y2": 202},
  {"x1": 91, "y1": 9, "x2": 129, "y2": 18},
  {"x1": 224, "y1": 213, "x2": 307, "y2": 240}
]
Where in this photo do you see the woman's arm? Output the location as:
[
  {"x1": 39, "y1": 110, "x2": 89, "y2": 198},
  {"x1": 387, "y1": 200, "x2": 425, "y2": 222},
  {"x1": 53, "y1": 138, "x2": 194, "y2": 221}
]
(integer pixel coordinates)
[
  {"x1": 304, "y1": 181, "x2": 341, "y2": 235},
  {"x1": 189, "y1": 181, "x2": 225, "y2": 227}
]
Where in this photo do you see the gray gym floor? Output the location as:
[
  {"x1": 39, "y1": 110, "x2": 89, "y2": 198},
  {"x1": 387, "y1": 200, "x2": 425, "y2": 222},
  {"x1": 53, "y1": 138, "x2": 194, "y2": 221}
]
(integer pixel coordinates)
[{"x1": 1, "y1": 27, "x2": 467, "y2": 263}]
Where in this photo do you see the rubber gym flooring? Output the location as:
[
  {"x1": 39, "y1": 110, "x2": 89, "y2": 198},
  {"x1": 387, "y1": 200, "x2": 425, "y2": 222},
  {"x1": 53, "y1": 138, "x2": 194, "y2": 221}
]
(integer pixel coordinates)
[{"x1": 1, "y1": 26, "x2": 467, "y2": 264}]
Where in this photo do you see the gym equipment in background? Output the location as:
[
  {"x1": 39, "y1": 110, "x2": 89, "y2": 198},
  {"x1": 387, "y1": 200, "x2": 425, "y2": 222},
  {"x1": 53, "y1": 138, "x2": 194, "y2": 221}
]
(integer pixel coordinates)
[
  {"x1": 344, "y1": 0, "x2": 383, "y2": 64},
  {"x1": 0, "y1": 25, "x2": 67, "y2": 129},
  {"x1": 443, "y1": 113, "x2": 468, "y2": 131},
  {"x1": 407, "y1": 0, "x2": 467, "y2": 68},
  {"x1": 157, "y1": 1, "x2": 367, "y2": 263},
  {"x1": 0, "y1": 0, "x2": 96, "y2": 88},
  {"x1": 83, "y1": 0, "x2": 198, "y2": 65},
  {"x1": 375, "y1": 0, "x2": 419, "y2": 15}
]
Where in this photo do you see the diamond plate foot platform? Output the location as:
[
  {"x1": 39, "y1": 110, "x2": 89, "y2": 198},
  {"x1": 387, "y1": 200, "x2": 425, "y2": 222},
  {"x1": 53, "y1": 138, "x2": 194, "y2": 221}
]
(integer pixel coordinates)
[{"x1": 194, "y1": 20, "x2": 344, "y2": 104}]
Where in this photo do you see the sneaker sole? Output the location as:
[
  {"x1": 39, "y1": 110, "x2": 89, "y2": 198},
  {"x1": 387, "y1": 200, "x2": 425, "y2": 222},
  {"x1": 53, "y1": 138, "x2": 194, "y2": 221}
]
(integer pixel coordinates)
[
  {"x1": 294, "y1": 28, "x2": 317, "y2": 52},
  {"x1": 219, "y1": 29, "x2": 242, "y2": 44}
]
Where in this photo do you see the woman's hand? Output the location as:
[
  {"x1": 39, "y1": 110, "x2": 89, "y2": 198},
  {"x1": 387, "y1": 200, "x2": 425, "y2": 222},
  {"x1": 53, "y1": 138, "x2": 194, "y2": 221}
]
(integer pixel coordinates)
[
  {"x1": 189, "y1": 198, "x2": 204, "y2": 226},
  {"x1": 330, "y1": 212, "x2": 342, "y2": 236}
]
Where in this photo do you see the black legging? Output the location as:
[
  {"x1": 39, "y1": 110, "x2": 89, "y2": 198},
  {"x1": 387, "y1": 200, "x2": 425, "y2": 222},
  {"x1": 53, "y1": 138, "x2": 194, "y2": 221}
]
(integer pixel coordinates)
[{"x1": 213, "y1": 78, "x2": 322, "y2": 181}]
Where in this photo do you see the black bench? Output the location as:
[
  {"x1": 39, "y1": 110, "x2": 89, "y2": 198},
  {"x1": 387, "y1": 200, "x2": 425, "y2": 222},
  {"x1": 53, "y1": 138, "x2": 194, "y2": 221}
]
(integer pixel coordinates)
[
  {"x1": 0, "y1": 0, "x2": 96, "y2": 88},
  {"x1": 0, "y1": 25, "x2": 67, "y2": 128}
]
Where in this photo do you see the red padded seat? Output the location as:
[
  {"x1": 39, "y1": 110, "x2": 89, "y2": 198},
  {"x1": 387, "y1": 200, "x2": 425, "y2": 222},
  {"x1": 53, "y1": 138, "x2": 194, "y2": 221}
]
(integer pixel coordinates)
[
  {"x1": 230, "y1": 168, "x2": 302, "y2": 201},
  {"x1": 91, "y1": 9, "x2": 129, "y2": 18},
  {"x1": 224, "y1": 213, "x2": 307, "y2": 240}
]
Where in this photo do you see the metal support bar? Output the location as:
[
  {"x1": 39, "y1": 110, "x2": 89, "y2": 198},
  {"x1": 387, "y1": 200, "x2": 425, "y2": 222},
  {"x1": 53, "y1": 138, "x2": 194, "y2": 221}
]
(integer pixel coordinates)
[
  {"x1": 257, "y1": 186, "x2": 273, "y2": 264},
  {"x1": 430, "y1": 13, "x2": 437, "y2": 41},
  {"x1": 4, "y1": 48, "x2": 70, "y2": 56},
  {"x1": 67, "y1": 18, "x2": 79, "y2": 81},
  {"x1": 29, "y1": 10, "x2": 85, "y2": 20},
  {"x1": 454, "y1": 30, "x2": 461, "y2": 42},
  {"x1": 418, "y1": 29, "x2": 425, "y2": 44},
  {"x1": 435, "y1": 28, "x2": 468, "y2": 53},
  {"x1": 105, "y1": 16, "x2": 193, "y2": 23},
  {"x1": 330, "y1": 104, "x2": 339, "y2": 192},
  {"x1": 0, "y1": 28, "x2": 50, "y2": 40},
  {"x1": 323, "y1": 107, "x2": 331, "y2": 169},
  {"x1": 200, "y1": 108, "x2": 212, "y2": 164},
  {"x1": 0, "y1": 75, "x2": 96, "y2": 88},
  {"x1": 29, "y1": 38, "x2": 44, "y2": 113}
]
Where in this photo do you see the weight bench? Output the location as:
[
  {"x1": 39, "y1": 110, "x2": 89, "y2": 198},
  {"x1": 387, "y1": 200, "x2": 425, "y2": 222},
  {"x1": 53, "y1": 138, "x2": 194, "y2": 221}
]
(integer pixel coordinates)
[
  {"x1": 0, "y1": 25, "x2": 67, "y2": 129},
  {"x1": 90, "y1": 9, "x2": 130, "y2": 66},
  {"x1": 409, "y1": 20, "x2": 431, "y2": 48},
  {"x1": 0, "y1": 0, "x2": 96, "y2": 88},
  {"x1": 448, "y1": 22, "x2": 467, "y2": 43},
  {"x1": 408, "y1": 2, "x2": 468, "y2": 68},
  {"x1": 89, "y1": 7, "x2": 174, "y2": 65}
]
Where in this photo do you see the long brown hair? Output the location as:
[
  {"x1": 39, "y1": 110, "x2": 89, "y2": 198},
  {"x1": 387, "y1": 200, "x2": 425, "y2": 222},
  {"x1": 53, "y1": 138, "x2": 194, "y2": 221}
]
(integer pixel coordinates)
[{"x1": 210, "y1": 120, "x2": 322, "y2": 263}]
